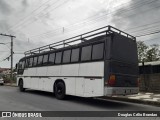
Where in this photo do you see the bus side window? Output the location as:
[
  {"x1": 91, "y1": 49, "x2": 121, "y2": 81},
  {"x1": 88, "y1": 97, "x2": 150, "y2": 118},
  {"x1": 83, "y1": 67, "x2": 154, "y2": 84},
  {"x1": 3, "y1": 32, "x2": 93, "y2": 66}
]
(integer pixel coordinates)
[
  {"x1": 25, "y1": 59, "x2": 29, "y2": 68},
  {"x1": 63, "y1": 49, "x2": 71, "y2": 63},
  {"x1": 43, "y1": 54, "x2": 49, "y2": 65},
  {"x1": 22, "y1": 61, "x2": 25, "y2": 69},
  {"x1": 37, "y1": 55, "x2": 43, "y2": 65},
  {"x1": 55, "y1": 52, "x2": 62, "y2": 64},
  {"x1": 18, "y1": 61, "x2": 22, "y2": 69},
  {"x1": 81, "y1": 45, "x2": 92, "y2": 61},
  {"x1": 28, "y1": 57, "x2": 33, "y2": 67},
  {"x1": 92, "y1": 43, "x2": 104, "y2": 60},
  {"x1": 71, "y1": 48, "x2": 80, "y2": 62},
  {"x1": 49, "y1": 53, "x2": 55, "y2": 64},
  {"x1": 33, "y1": 57, "x2": 38, "y2": 66}
]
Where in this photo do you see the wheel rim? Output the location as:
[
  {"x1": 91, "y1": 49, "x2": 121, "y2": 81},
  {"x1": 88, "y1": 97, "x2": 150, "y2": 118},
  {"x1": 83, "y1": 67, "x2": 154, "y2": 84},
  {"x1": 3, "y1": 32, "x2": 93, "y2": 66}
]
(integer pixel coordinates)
[{"x1": 57, "y1": 86, "x2": 63, "y2": 95}]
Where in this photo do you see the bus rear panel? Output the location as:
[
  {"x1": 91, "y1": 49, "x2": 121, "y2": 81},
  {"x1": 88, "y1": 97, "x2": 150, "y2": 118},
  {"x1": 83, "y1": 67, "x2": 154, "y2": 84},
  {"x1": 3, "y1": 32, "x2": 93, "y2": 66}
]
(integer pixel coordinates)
[{"x1": 104, "y1": 33, "x2": 139, "y2": 96}]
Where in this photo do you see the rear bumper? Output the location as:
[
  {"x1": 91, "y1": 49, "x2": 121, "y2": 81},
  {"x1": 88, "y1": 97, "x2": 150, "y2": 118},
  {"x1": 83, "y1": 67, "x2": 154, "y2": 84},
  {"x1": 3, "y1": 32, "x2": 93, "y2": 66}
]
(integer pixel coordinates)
[{"x1": 104, "y1": 87, "x2": 139, "y2": 96}]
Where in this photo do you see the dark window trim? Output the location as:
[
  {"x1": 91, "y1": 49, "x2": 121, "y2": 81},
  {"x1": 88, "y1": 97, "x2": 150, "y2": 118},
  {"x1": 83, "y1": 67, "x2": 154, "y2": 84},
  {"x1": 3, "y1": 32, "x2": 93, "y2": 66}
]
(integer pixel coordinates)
[
  {"x1": 29, "y1": 57, "x2": 34, "y2": 67},
  {"x1": 55, "y1": 51, "x2": 62, "y2": 65},
  {"x1": 71, "y1": 47, "x2": 80, "y2": 63},
  {"x1": 43, "y1": 54, "x2": 49, "y2": 65},
  {"x1": 62, "y1": 49, "x2": 71, "y2": 64},
  {"x1": 20, "y1": 40, "x2": 105, "y2": 68},
  {"x1": 37, "y1": 55, "x2": 43, "y2": 66},
  {"x1": 81, "y1": 45, "x2": 92, "y2": 62},
  {"x1": 91, "y1": 42, "x2": 105, "y2": 61},
  {"x1": 33, "y1": 56, "x2": 38, "y2": 67},
  {"x1": 48, "y1": 52, "x2": 55, "y2": 65}
]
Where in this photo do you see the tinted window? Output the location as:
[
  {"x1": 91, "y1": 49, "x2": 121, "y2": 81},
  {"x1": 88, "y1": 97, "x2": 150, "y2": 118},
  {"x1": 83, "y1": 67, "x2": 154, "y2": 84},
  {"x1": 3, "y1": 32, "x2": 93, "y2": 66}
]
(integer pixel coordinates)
[
  {"x1": 92, "y1": 43, "x2": 104, "y2": 60},
  {"x1": 18, "y1": 61, "x2": 22, "y2": 69},
  {"x1": 71, "y1": 48, "x2": 80, "y2": 62},
  {"x1": 49, "y1": 53, "x2": 55, "y2": 64},
  {"x1": 22, "y1": 61, "x2": 25, "y2": 69},
  {"x1": 43, "y1": 54, "x2": 48, "y2": 64},
  {"x1": 55, "y1": 52, "x2": 62, "y2": 64},
  {"x1": 81, "y1": 45, "x2": 92, "y2": 61},
  {"x1": 63, "y1": 50, "x2": 71, "y2": 63},
  {"x1": 29, "y1": 57, "x2": 33, "y2": 67},
  {"x1": 37, "y1": 55, "x2": 43, "y2": 65},
  {"x1": 25, "y1": 59, "x2": 29, "y2": 68},
  {"x1": 33, "y1": 57, "x2": 38, "y2": 66}
]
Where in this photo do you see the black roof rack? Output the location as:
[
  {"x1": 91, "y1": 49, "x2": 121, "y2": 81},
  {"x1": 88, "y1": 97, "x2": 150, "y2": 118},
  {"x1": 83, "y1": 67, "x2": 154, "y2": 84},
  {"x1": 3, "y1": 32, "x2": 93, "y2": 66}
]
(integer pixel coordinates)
[{"x1": 24, "y1": 25, "x2": 136, "y2": 56}]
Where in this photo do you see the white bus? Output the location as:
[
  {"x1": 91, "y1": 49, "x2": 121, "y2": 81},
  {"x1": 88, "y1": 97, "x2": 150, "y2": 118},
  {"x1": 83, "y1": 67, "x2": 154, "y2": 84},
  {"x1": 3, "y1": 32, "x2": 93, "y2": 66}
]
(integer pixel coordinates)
[{"x1": 16, "y1": 25, "x2": 139, "y2": 99}]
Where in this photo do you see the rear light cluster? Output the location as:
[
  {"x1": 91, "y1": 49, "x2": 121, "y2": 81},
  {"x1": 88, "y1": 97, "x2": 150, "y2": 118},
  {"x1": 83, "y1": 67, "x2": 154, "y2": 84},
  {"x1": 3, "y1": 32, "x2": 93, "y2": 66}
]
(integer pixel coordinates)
[{"x1": 106, "y1": 75, "x2": 116, "y2": 87}]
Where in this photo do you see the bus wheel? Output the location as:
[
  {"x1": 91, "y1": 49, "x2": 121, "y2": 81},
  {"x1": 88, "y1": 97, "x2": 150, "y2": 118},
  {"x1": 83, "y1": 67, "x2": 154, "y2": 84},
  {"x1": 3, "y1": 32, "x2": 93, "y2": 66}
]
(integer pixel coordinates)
[
  {"x1": 55, "y1": 82, "x2": 65, "y2": 100},
  {"x1": 19, "y1": 80, "x2": 25, "y2": 92}
]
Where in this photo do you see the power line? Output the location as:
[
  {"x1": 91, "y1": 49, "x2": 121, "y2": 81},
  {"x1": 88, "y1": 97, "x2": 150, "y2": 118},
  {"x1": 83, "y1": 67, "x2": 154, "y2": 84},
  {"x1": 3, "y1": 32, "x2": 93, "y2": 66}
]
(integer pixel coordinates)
[
  {"x1": 7, "y1": 0, "x2": 54, "y2": 32},
  {"x1": 10, "y1": 0, "x2": 147, "y2": 34},
  {"x1": 15, "y1": 0, "x2": 69, "y2": 31},
  {"x1": 27, "y1": 0, "x2": 153, "y2": 37},
  {"x1": 136, "y1": 30, "x2": 160, "y2": 37},
  {"x1": 0, "y1": 33, "x2": 16, "y2": 84},
  {"x1": 9, "y1": 0, "x2": 68, "y2": 32},
  {"x1": 29, "y1": 0, "x2": 160, "y2": 39}
]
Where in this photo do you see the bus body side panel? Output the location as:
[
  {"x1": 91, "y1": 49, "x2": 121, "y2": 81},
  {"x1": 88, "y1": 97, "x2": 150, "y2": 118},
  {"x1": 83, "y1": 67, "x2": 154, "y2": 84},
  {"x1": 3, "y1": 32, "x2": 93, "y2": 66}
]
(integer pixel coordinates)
[
  {"x1": 78, "y1": 62, "x2": 104, "y2": 97},
  {"x1": 61, "y1": 64, "x2": 79, "y2": 95},
  {"x1": 23, "y1": 69, "x2": 30, "y2": 88},
  {"x1": 37, "y1": 67, "x2": 48, "y2": 90},
  {"x1": 47, "y1": 65, "x2": 62, "y2": 91},
  {"x1": 23, "y1": 68, "x2": 37, "y2": 89}
]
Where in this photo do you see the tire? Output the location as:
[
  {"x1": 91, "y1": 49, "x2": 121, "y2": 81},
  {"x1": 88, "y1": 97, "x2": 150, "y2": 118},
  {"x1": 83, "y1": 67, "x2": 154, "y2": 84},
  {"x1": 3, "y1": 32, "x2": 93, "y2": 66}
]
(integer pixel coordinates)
[
  {"x1": 55, "y1": 82, "x2": 65, "y2": 100},
  {"x1": 19, "y1": 80, "x2": 25, "y2": 92}
]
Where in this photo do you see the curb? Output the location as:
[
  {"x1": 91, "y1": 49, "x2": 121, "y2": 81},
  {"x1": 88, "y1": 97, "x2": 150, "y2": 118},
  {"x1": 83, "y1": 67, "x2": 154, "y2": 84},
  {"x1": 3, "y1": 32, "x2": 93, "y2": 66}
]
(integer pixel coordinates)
[{"x1": 101, "y1": 96, "x2": 160, "y2": 107}]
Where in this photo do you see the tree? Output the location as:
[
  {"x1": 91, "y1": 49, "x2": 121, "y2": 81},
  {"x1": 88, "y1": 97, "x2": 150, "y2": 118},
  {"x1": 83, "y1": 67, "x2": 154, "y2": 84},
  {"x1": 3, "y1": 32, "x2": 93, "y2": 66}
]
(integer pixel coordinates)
[
  {"x1": 146, "y1": 44, "x2": 160, "y2": 62},
  {"x1": 137, "y1": 41, "x2": 160, "y2": 62},
  {"x1": 137, "y1": 41, "x2": 148, "y2": 62}
]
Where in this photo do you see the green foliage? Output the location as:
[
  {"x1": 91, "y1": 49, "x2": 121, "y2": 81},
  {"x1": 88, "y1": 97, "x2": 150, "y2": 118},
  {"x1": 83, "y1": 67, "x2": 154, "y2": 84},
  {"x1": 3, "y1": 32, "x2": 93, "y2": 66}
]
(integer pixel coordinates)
[
  {"x1": 146, "y1": 44, "x2": 160, "y2": 62},
  {"x1": 137, "y1": 41, "x2": 160, "y2": 63},
  {"x1": 137, "y1": 41, "x2": 148, "y2": 62}
]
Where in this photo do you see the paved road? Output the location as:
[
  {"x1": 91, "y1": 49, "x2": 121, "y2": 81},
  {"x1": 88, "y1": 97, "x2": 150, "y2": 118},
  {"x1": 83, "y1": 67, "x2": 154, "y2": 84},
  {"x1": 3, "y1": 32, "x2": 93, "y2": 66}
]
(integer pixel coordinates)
[{"x1": 0, "y1": 86, "x2": 160, "y2": 120}]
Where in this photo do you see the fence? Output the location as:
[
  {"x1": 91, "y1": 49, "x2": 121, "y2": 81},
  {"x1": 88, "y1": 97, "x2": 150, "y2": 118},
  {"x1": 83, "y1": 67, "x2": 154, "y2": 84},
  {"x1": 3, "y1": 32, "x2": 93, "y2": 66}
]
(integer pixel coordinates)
[{"x1": 139, "y1": 73, "x2": 160, "y2": 93}]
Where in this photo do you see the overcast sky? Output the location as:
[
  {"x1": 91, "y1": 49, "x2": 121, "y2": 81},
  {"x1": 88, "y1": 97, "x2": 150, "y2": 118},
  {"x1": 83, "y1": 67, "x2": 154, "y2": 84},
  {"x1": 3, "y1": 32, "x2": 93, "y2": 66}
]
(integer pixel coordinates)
[{"x1": 0, "y1": 0, "x2": 160, "y2": 68}]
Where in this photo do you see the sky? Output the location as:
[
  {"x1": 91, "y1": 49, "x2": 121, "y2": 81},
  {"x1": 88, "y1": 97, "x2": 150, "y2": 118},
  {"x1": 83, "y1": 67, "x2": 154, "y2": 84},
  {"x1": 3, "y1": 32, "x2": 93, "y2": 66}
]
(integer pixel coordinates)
[{"x1": 0, "y1": 0, "x2": 160, "y2": 68}]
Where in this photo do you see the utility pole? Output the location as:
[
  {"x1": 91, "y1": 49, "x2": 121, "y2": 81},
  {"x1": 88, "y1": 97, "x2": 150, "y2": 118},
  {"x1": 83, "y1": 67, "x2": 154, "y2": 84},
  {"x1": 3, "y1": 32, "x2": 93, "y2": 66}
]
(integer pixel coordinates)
[{"x1": 0, "y1": 33, "x2": 16, "y2": 85}]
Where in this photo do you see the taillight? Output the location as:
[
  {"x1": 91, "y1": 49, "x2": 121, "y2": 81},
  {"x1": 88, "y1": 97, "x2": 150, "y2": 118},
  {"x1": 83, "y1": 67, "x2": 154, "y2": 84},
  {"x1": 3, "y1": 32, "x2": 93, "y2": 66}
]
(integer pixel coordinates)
[{"x1": 108, "y1": 75, "x2": 116, "y2": 86}]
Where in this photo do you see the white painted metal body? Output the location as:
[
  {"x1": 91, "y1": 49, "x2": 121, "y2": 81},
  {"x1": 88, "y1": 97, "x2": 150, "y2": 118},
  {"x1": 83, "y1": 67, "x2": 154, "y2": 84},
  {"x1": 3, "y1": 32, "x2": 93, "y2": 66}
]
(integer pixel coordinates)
[{"x1": 17, "y1": 61, "x2": 105, "y2": 97}]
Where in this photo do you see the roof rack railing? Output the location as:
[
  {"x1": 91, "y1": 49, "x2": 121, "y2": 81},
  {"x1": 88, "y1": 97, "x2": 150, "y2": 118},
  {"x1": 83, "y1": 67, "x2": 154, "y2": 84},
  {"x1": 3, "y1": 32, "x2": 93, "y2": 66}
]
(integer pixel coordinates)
[{"x1": 24, "y1": 25, "x2": 136, "y2": 56}]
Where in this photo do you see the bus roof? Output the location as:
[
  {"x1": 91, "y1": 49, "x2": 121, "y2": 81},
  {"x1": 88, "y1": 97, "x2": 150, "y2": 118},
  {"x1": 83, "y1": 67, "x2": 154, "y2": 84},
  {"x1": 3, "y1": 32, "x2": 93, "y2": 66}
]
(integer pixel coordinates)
[{"x1": 24, "y1": 25, "x2": 136, "y2": 57}]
